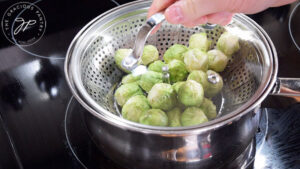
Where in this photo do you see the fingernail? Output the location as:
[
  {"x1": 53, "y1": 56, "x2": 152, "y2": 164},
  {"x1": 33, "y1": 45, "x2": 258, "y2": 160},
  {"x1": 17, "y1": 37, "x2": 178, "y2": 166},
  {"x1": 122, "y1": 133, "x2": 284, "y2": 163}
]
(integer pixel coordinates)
[{"x1": 166, "y1": 5, "x2": 184, "y2": 24}]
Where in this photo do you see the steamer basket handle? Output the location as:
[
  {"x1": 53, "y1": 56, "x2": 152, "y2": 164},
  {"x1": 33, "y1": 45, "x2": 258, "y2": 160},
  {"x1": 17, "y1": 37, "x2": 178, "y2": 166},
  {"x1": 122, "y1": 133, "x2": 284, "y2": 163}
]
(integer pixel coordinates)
[
  {"x1": 121, "y1": 12, "x2": 165, "y2": 72},
  {"x1": 270, "y1": 78, "x2": 300, "y2": 97}
]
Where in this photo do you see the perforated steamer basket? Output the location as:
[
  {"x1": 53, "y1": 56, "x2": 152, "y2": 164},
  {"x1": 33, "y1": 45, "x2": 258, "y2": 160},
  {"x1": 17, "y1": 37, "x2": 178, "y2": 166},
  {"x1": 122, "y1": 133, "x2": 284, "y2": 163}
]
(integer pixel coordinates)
[
  {"x1": 65, "y1": 0, "x2": 279, "y2": 168},
  {"x1": 65, "y1": 3, "x2": 276, "y2": 130}
]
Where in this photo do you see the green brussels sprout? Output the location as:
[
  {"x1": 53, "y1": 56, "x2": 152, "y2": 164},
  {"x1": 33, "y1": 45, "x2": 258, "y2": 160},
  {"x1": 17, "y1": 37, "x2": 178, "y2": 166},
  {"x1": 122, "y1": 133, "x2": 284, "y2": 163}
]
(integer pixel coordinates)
[
  {"x1": 172, "y1": 81, "x2": 185, "y2": 94},
  {"x1": 183, "y1": 48, "x2": 209, "y2": 72},
  {"x1": 167, "y1": 107, "x2": 182, "y2": 127},
  {"x1": 168, "y1": 60, "x2": 188, "y2": 83},
  {"x1": 122, "y1": 95, "x2": 150, "y2": 122},
  {"x1": 181, "y1": 107, "x2": 208, "y2": 126},
  {"x1": 139, "y1": 109, "x2": 168, "y2": 126},
  {"x1": 148, "y1": 60, "x2": 166, "y2": 73},
  {"x1": 114, "y1": 83, "x2": 143, "y2": 106},
  {"x1": 208, "y1": 49, "x2": 229, "y2": 72},
  {"x1": 114, "y1": 48, "x2": 132, "y2": 73},
  {"x1": 138, "y1": 71, "x2": 163, "y2": 92},
  {"x1": 147, "y1": 83, "x2": 177, "y2": 111},
  {"x1": 217, "y1": 32, "x2": 240, "y2": 57},
  {"x1": 141, "y1": 45, "x2": 159, "y2": 65},
  {"x1": 121, "y1": 74, "x2": 141, "y2": 84},
  {"x1": 200, "y1": 98, "x2": 217, "y2": 120},
  {"x1": 187, "y1": 70, "x2": 209, "y2": 91},
  {"x1": 178, "y1": 80, "x2": 204, "y2": 107},
  {"x1": 171, "y1": 81, "x2": 186, "y2": 110},
  {"x1": 163, "y1": 44, "x2": 188, "y2": 63},
  {"x1": 205, "y1": 70, "x2": 224, "y2": 98},
  {"x1": 189, "y1": 33, "x2": 211, "y2": 52}
]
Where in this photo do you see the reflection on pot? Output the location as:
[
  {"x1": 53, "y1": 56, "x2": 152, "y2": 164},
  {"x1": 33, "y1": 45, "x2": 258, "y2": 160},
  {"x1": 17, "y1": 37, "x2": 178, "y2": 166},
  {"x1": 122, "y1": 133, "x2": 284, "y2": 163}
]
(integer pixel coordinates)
[{"x1": 162, "y1": 134, "x2": 212, "y2": 162}]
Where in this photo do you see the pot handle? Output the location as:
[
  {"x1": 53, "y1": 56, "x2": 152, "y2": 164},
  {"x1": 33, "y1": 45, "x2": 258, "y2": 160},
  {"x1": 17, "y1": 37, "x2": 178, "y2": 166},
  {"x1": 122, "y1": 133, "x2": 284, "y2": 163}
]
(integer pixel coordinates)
[{"x1": 270, "y1": 78, "x2": 300, "y2": 96}]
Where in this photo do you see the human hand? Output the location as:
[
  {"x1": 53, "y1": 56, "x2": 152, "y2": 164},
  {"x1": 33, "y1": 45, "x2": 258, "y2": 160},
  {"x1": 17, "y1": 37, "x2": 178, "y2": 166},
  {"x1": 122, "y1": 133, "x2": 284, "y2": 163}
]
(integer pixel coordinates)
[{"x1": 148, "y1": 0, "x2": 296, "y2": 27}]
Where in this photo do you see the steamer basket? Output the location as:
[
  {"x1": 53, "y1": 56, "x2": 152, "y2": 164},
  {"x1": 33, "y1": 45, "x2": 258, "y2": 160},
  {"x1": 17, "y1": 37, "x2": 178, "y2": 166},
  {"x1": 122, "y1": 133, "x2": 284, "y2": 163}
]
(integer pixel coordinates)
[{"x1": 65, "y1": 1, "x2": 276, "y2": 132}]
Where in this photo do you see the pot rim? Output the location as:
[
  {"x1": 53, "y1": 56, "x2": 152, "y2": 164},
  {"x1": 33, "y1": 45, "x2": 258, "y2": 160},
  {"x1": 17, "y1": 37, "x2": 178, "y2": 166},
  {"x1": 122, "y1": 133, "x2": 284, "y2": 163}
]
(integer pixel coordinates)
[{"x1": 64, "y1": 0, "x2": 278, "y2": 135}]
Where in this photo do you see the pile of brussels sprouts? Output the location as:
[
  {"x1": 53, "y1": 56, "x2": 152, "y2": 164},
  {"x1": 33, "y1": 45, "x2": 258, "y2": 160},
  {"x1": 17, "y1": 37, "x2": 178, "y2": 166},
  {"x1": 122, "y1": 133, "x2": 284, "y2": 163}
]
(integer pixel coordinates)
[{"x1": 114, "y1": 31, "x2": 240, "y2": 127}]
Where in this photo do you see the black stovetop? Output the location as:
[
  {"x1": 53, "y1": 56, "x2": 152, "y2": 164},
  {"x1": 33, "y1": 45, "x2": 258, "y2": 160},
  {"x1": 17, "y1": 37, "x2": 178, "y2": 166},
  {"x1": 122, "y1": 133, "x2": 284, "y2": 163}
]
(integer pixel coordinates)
[{"x1": 0, "y1": 0, "x2": 300, "y2": 169}]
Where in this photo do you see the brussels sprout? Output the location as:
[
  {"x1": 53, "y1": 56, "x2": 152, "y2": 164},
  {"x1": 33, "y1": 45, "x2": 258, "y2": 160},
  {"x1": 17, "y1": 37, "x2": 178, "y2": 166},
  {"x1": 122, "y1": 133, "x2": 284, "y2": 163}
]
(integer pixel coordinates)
[
  {"x1": 208, "y1": 49, "x2": 229, "y2": 72},
  {"x1": 121, "y1": 74, "x2": 141, "y2": 84},
  {"x1": 141, "y1": 45, "x2": 159, "y2": 65},
  {"x1": 171, "y1": 81, "x2": 186, "y2": 110},
  {"x1": 122, "y1": 95, "x2": 150, "y2": 122},
  {"x1": 217, "y1": 32, "x2": 240, "y2": 57},
  {"x1": 183, "y1": 48, "x2": 209, "y2": 72},
  {"x1": 168, "y1": 60, "x2": 188, "y2": 83},
  {"x1": 178, "y1": 80, "x2": 204, "y2": 106},
  {"x1": 139, "y1": 109, "x2": 168, "y2": 126},
  {"x1": 147, "y1": 83, "x2": 177, "y2": 111},
  {"x1": 189, "y1": 33, "x2": 211, "y2": 52},
  {"x1": 167, "y1": 107, "x2": 182, "y2": 127},
  {"x1": 163, "y1": 44, "x2": 188, "y2": 63},
  {"x1": 200, "y1": 98, "x2": 217, "y2": 120},
  {"x1": 205, "y1": 70, "x2": 224, "y2": 98},
  {"x1": 187, "y1": 70, "x2": 209, "y2": 91},
  {"x1": 148, "y1": 60, "x2": 166, "y2": 73},
  {"x1": 138, "y1": 71, "x2": 163, "y2": 92},
  {"x1": 114, "y1": 83, "x2": 143, "y2": 106},
  {"x1": 181, "y1": 107, "x2": 208, "y2": 126},
  {"x1": 114, "y1": 48, "x2": 132, "y2": 73},
  {"x1": 172, "y1": 81, "x2": 185, "y2": 94}
]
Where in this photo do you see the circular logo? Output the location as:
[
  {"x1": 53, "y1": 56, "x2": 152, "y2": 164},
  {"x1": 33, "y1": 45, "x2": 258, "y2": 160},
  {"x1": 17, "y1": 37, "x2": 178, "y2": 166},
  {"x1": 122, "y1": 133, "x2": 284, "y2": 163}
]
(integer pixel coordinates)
[{"x1": 1, "y1": 2, "x2": 46, "y2": 46}]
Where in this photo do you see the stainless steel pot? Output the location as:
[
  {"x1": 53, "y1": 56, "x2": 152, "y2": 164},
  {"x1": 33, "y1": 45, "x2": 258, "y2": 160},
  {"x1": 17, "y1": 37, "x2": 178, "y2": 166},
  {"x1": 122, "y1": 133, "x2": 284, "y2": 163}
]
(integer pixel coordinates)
[{"x1": 64, "y1": 1, "x2": 300, "y2": 168}]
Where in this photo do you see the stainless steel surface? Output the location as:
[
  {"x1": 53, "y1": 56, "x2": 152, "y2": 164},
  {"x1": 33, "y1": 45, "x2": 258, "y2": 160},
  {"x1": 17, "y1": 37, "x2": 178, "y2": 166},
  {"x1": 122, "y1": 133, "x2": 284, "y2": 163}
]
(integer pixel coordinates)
[
  {"x1": 64, "y1": 0, "x2": 280, "y2": 168},
  {"x1": 202, "y1": 23, "x2": 217, "y2": 29},
  {"x1": 68, "y1": 98, "x2": 291, "y2": 169},
  {"x1": 225, "y1": 139, "x2": 256, "y2": 169},
  {"x1": 65, "y1": 3, "x2": 275, "y2": 130},
  {"x1": 121, "y1": 12, "x2": 165, "y2": 72},
  {"x1": 271, "y1": 78, "x2": 300, "y2": 96},
  {"x1": 84, "y1": 106, "x2": 260, "y2": 169}
]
